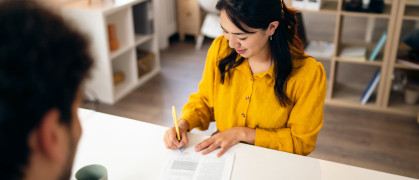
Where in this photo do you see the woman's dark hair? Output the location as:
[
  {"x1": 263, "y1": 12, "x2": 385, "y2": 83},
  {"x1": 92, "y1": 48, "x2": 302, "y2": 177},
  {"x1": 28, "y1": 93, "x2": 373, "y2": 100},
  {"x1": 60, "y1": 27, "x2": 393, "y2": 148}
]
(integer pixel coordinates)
[
  {"x1": 0, "y1": 0, "x2": 93, "y2": 179},
  {"x1": 216, "y1": 0, "x2": 306, "y2": 106}
]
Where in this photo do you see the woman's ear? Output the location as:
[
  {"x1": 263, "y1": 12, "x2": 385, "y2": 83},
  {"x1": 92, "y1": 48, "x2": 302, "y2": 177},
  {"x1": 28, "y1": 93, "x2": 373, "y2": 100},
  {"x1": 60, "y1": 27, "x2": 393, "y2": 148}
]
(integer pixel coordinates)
[{"x1": 267, "y1": 21, "x2": 279, "y2": 36}]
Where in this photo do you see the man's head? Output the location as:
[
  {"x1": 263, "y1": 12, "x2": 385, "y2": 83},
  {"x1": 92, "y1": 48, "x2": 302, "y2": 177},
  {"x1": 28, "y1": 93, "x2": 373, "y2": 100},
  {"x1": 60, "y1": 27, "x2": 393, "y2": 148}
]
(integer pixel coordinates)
[{"x1": 0, "y1": 0, "x2": 93, "y2": 180}]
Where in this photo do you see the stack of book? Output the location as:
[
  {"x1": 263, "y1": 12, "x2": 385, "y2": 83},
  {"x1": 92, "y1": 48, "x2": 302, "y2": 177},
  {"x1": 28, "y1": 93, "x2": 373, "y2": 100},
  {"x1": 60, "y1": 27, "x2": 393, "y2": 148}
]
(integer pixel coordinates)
[
  {"x1": 340, "y1": 46, "x2": 367, "y2": 61},
  {"x1": 339, "y1": 32, "x2": 387, "y2": 62}
]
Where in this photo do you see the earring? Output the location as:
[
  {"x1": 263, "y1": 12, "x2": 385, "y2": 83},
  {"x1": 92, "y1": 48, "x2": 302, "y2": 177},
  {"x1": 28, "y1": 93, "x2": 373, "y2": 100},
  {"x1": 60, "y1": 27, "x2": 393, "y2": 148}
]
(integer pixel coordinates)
[{"x1": 270, "y1": 35, "x2": 272, "y2": 41}]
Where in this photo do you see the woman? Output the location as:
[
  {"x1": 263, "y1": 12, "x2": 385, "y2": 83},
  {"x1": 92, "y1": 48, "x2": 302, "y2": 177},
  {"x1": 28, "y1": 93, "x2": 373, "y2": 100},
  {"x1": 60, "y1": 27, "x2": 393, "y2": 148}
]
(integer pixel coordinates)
[{"x1": 164, "y1": 0, "x2": 327, "y2": 157}]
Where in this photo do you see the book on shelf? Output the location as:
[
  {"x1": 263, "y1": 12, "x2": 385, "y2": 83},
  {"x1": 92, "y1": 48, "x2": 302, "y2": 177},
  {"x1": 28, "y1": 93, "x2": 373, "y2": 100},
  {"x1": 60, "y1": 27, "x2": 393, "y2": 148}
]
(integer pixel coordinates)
[
  {"x1": 369, "y1": 31, "x2": 387, "y2": 61},
  {"x1": 397, "y1": 58, "x2": 419, "y2": 69},
  {"x1": 340, "y1": 46, "x2": 367, "y2": 61},
  {"x1": 360, "y1": 70, "x2": 381, "y2": 104}
]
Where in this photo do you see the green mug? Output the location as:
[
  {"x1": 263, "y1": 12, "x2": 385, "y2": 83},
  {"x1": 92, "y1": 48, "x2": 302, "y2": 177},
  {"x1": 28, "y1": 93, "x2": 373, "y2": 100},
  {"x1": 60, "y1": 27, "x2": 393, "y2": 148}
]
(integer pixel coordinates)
[{"x1": 75, "y1": 164, "x2": 108, "y2": 180}]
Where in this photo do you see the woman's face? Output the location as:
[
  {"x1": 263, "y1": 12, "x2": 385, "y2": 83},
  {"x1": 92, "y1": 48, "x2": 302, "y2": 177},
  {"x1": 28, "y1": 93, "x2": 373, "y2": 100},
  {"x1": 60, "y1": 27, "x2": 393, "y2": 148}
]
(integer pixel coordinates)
[{"x1": 220, "y1": 10, "x2": 272, "y2": 59}]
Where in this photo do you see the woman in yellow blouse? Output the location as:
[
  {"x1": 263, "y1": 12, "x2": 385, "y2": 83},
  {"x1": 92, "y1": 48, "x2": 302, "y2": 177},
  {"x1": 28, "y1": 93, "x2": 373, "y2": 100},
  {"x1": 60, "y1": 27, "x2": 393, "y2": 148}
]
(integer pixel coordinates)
[{"x1": 164, "y1": 0, "x2": 327, "y2": 157}]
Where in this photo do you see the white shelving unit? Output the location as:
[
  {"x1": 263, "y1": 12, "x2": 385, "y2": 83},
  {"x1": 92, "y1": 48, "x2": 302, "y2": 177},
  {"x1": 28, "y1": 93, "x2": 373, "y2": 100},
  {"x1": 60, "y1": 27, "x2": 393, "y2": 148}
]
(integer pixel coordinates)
[{"x1": 62, "y1": 0, "x2": 160, "y2": 104}]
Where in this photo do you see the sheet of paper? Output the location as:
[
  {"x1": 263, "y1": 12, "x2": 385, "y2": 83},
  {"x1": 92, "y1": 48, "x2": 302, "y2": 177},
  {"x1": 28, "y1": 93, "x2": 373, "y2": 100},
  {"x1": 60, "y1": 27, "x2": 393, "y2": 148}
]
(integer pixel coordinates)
[{"x1": 160, "y1": 149, "x2": 235, "y2": 180}]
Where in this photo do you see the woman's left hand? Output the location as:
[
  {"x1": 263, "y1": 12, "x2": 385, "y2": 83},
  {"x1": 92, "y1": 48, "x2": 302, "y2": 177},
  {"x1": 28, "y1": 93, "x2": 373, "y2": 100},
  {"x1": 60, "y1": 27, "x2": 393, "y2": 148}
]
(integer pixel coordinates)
[{"x1": 195, "y1": 127, "x2": 255, "y2": 157}]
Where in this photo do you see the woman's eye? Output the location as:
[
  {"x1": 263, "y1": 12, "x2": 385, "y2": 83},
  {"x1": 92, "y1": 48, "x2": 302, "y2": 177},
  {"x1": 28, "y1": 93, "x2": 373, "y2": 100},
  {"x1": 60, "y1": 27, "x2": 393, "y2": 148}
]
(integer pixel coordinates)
[{"x1": 239, "y1": 38, "x2": 247, "y2": 41}]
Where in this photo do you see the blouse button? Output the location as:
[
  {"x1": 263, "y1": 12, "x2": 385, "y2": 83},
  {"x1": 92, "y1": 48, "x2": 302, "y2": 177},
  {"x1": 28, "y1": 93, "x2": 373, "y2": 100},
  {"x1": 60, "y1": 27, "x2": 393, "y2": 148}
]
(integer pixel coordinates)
[
  {"x1": 246, "y1": 96, "x2": 249, "y2": 100},
  {"x1": 250, "y1": 78, "x2": 254, "y2": 81},
  {"x1": 241, "y1": 113, "x2": 245, "y2": 117}
]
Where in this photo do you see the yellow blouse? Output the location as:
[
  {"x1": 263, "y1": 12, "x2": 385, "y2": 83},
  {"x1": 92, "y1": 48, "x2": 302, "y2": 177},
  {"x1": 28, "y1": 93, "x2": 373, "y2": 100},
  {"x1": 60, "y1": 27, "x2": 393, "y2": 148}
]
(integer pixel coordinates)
[{"x1": 180, "y1": 36, "x2": 327, "y2": 155}]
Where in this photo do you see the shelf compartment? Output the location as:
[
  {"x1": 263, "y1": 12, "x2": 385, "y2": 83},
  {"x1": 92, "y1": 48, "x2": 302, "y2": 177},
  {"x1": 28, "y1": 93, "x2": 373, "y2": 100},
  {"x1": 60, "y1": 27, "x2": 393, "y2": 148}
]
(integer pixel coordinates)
[
  {"x1": 136, "y1": 40, "x2": 160, "y2": 83},
  {"x1": 106, "y1": 8, "x2": 135, "y2": 59},
  {"x1": 112, "y1": 49, "x2": 138, "y2": 101},
  {"x1": 298, "y1": 1, "x2": 339, "y2": 15},
  {"x1": 339, "y1": 15, "x2": 389, "y2": 54},
  {"x1": 336, "y1": 44, "x2": 385, "y2": 66},
  {"x1": 303, "y1": 13, "x2": 337, "y2": 42},
  {"x1": 341, "y1": 3, "x2": 393, "y2": 19},
  {"x1": 394, "y1": 20, "x2": 419, "y2": 71},
  {"x1": 332, "y1": 62, "x2": 382, "y2": 105},
  {"x1": 403, "y1": 4, "x2": 419, "y2": 20},
  {"x1": 332, "y1": 82, "x2": 377, "y2": 106},
  {"x1": 387, "y1": 91, "x2": 419, "y2": 115},
  {"x1": 136, "y1": 49, "x2": 155, "y2": 78}
]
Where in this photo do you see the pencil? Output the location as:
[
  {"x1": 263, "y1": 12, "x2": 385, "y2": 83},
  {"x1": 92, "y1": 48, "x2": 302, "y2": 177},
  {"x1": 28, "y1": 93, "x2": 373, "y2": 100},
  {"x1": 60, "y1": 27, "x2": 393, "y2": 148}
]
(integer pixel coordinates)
[{"x1": 172, "y1": 106, "x2": 182, "y2": 151}]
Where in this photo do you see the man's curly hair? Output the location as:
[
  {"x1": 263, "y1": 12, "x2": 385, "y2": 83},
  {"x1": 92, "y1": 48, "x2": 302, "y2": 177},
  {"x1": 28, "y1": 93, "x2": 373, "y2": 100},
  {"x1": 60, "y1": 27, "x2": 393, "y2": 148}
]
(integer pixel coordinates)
[{"x1": 0, "y1": 0, "x2": 93, "y2": 179}]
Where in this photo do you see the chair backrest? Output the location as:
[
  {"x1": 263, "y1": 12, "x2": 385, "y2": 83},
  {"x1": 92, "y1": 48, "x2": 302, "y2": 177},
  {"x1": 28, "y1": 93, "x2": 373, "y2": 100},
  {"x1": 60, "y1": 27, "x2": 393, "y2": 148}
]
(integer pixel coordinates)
[{"x1": 198, "y1": 0, "x2": 219, "y2": 14}]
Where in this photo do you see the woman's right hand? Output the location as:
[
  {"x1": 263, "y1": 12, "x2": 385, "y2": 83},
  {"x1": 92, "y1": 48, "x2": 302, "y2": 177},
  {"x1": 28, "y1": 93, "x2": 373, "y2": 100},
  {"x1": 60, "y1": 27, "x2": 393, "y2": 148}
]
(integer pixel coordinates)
[{"x1": 163, "y1": 119, "x2": 189, "y2": 149}]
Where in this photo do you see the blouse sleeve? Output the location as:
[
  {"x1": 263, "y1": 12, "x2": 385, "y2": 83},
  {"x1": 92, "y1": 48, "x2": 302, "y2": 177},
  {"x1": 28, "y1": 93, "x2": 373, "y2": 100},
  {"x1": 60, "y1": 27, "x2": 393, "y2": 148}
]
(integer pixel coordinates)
[
  {"x1": 179, "y1": 37, "x2": 224, "y2": 131},
  {"x1": 254, "y1": 60, "x2": 327, "y2": 155}
]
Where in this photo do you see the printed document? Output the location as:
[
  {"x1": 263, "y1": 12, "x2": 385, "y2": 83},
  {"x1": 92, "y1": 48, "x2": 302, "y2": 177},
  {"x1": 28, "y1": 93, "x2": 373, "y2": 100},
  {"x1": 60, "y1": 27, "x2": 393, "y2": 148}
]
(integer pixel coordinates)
[{"x1": 160, "y1": 149, "x2": 235, "y2": 180}]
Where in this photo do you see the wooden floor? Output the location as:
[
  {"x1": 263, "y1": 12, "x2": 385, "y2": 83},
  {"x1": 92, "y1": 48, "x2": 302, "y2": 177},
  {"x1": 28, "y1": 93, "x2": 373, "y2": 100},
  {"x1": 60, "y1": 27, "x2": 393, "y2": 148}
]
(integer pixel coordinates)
[{"x1": 84, "y1": 38, "x2": 419, "y2": 179}]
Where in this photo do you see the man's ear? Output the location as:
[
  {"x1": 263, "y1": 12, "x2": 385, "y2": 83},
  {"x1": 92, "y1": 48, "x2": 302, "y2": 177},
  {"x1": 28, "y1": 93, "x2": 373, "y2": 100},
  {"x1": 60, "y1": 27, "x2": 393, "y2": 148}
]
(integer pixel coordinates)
[
  {"x1": 34, "y1": 109, "x2": 65, "y2": 162},
  {"x1": 267, "y1": 21, "x2": 279, "y2": 36}
]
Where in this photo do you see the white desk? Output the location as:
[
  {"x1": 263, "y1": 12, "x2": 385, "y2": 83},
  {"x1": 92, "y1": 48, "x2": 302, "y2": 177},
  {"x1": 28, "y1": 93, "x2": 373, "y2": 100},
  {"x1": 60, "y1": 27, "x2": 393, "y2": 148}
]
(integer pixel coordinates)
[{"x1": 72, "y1": 109, "x2": 414, "y2": 180}]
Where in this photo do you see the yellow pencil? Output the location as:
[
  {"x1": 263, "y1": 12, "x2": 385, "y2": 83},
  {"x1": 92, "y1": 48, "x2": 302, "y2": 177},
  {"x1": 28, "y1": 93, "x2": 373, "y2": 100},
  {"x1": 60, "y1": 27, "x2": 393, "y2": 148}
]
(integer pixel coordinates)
[{"x1": 172, "y1": 106, "x2": 182, "y2": 151}]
